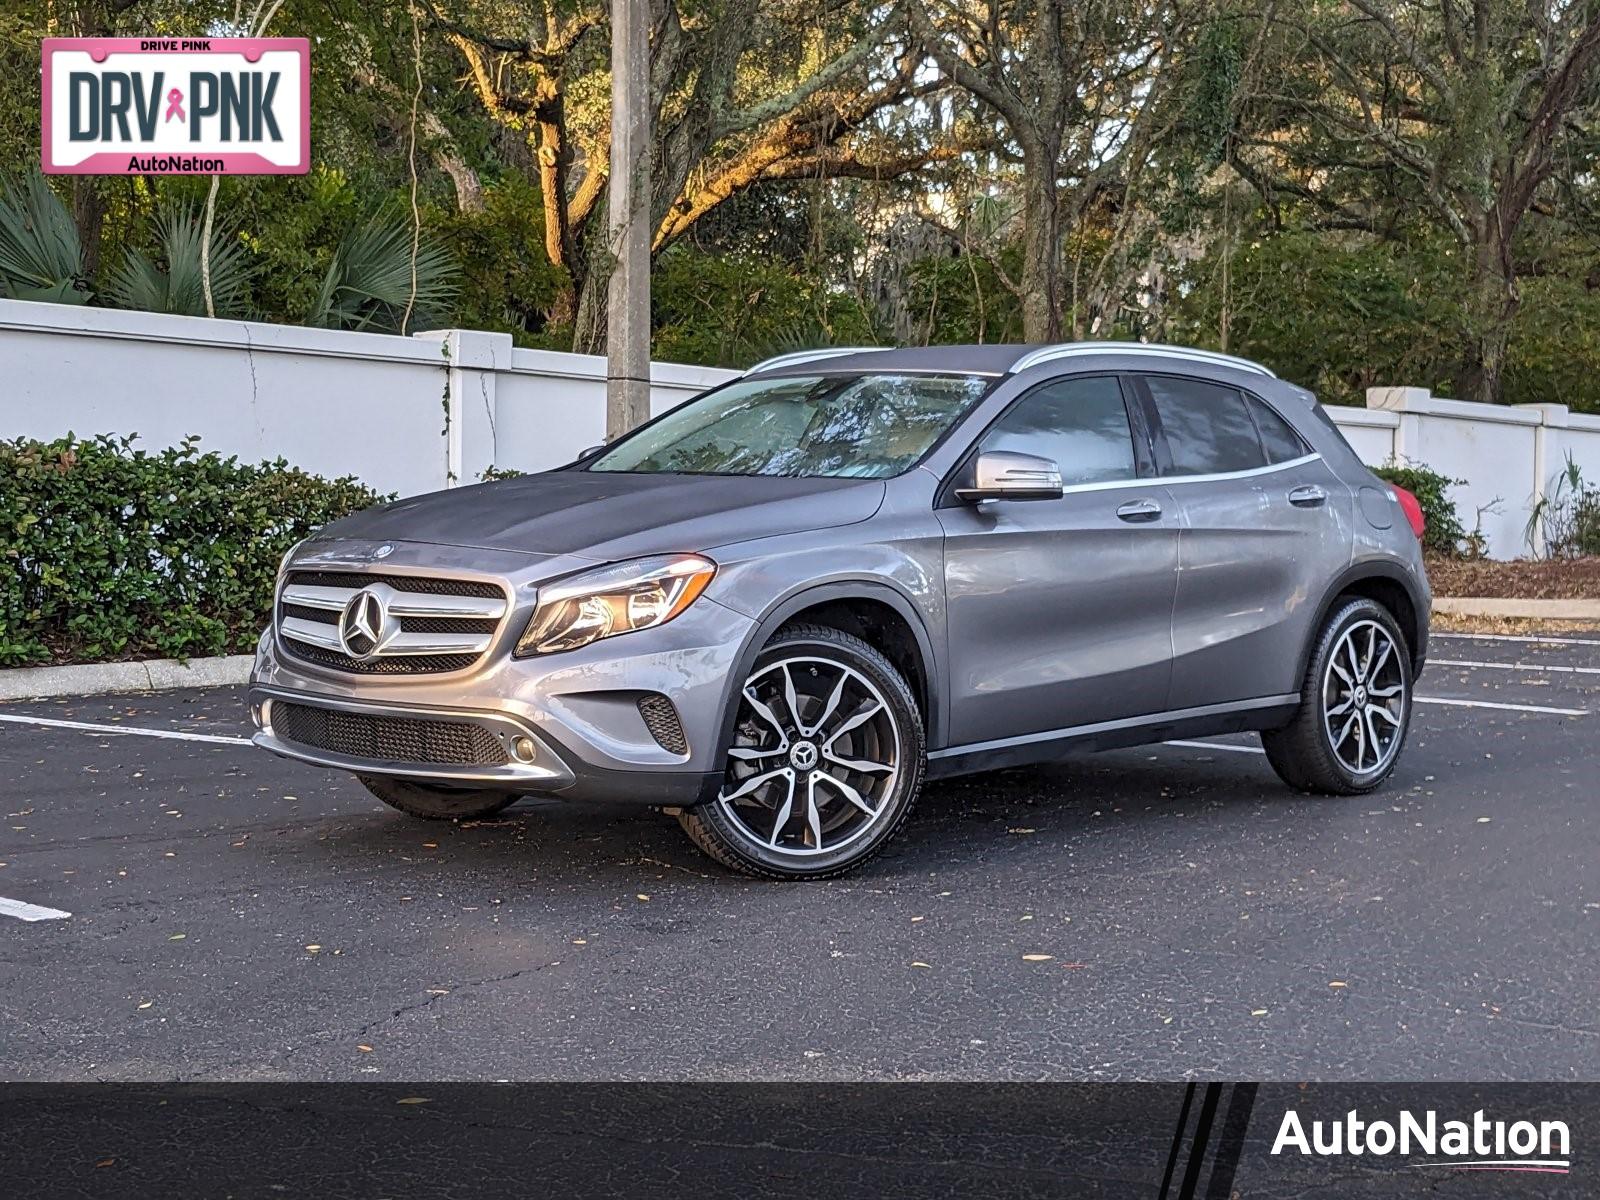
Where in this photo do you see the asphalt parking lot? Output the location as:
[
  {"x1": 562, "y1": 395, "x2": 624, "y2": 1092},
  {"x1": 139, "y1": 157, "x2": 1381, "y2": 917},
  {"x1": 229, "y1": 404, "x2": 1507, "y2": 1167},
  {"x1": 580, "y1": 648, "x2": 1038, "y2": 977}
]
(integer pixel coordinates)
[{"x1": 3, "y1": 629, "x2": 1597, "y2": 1083}]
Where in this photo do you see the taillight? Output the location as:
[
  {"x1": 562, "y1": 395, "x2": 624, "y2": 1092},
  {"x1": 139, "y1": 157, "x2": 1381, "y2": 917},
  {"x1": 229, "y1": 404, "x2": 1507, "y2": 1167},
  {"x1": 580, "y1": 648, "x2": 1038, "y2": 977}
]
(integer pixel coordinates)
[{"x1": 1390, "y1": 485, "x2": 1426, "y2": 540}]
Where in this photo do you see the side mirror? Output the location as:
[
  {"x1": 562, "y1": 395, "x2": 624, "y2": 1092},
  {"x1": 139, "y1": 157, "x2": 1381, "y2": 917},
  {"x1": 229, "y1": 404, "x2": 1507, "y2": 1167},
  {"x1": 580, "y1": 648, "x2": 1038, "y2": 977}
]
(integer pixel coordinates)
[
  {"x1": 955, "y1": 450, "x2": 1064, "y2": 502},
  {"x1": 579, "y1": 443, "x2": 606, "y2": 459}
]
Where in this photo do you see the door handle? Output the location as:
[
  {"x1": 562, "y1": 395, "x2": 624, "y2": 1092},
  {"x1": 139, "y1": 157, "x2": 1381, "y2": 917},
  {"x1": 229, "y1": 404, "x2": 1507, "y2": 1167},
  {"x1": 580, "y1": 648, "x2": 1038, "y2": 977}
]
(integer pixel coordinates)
[
  {"x1": 1116, "y1": 498, "x2": 1163, "y2": 523},
  {"x1": 1288, "y1": 484, "x2": 1328, "y2": 508}
]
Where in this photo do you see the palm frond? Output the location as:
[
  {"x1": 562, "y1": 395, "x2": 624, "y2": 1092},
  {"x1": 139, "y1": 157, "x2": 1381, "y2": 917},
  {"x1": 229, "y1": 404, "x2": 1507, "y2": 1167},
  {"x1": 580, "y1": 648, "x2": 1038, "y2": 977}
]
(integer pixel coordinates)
[
  {"x1": 0, "y1": 173, "x2": 90, "y2": 304},
  {"x1": 307, "y1": 216, "x2": 458, "y2": 334},
  {"x1": 102, "y1": 203, "x2": 252, "y2": 318}
]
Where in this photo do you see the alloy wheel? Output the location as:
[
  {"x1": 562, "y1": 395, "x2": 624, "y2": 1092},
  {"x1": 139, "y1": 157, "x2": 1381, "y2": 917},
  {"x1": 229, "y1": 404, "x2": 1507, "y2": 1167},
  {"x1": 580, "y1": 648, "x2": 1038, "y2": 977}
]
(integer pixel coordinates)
[
  {"x1": 1321, "y1": 619, "x2": 1407, "y2": 776},
  {"x1": 717, "y1": 655, "x2": 902, "y2": 858}
]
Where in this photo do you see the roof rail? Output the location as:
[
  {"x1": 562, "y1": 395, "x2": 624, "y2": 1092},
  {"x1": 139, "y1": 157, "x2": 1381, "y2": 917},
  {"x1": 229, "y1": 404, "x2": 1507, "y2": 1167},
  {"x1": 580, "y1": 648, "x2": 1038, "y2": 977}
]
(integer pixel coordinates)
[
  {"x1": 743, "y1": 347, "x2": 886, "y2": 375},
  {"x1": 1009, "y1": 342, "x2": 1275, "y2": 378}
]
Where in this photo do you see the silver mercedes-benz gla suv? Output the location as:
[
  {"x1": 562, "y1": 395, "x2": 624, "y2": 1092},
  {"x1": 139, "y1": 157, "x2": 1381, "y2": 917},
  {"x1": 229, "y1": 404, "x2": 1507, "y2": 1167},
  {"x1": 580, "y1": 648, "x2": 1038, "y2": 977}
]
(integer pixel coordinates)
[{"x1": 250, "y1": 342, "x2": 1430, "y2": 878}]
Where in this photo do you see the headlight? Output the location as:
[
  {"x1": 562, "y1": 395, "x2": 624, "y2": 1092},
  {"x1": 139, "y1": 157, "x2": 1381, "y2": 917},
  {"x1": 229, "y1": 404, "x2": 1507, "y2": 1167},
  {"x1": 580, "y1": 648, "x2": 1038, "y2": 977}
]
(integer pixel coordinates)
[{"x1": 515, "y1": 554, "x2": 717, "y2": 656}]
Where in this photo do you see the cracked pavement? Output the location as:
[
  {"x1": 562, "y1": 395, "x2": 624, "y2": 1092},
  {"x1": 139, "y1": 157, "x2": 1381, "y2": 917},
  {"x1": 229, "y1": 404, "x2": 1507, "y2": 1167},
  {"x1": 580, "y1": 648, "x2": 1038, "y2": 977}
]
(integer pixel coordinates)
[{"x1": 2, "y1": 630, "x2": 1597, "y2": 1082}]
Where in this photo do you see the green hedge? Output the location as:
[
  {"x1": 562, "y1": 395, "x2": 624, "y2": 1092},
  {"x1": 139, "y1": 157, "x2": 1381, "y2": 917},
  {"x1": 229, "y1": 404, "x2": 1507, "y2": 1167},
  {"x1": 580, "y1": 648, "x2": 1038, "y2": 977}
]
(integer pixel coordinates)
[{"x1": 0, "y1": 435, "x2": 385, "y2": 667}]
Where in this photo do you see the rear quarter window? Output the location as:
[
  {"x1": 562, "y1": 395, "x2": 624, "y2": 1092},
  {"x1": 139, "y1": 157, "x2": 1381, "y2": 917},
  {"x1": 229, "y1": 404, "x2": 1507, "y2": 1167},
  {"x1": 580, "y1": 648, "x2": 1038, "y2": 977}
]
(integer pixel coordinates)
[
  {"x1": 1144, "y1": 375, "x2": 1267, "y2": 476},
  {"x1": 1246, "y1": 394, "x2": 1311, "y2": 463}
]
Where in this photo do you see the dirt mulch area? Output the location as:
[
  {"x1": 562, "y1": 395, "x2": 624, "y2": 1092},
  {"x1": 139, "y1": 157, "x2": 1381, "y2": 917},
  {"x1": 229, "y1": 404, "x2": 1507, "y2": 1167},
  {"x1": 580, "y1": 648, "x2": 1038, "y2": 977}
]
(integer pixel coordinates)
[{"x1": 1426, "y1": 555, "x2": 1600, "y2": 600}]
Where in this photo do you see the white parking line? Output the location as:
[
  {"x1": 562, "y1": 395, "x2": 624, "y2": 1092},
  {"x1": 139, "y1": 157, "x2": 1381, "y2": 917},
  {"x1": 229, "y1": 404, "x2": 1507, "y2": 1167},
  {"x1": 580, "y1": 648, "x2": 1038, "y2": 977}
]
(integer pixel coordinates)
[
  {"x1": 0, "y1": 713, "x2": 251, "y2": 746},
  {"x1": 1415, "y1": 696, "x2": 1587, "y2": 716},
  {"x1": 1163, "y1": 739, "x2": 1265, "y2": 755},
  {"x1": 1433, "y1": 657, "x2": 1600, "y2": 676},
  {"x1": 1435, "y1": 632, "x2": 1600, "y2": 647},
  {"x1": 0, "y1": 896, "x2": 71, "y2": 922}
]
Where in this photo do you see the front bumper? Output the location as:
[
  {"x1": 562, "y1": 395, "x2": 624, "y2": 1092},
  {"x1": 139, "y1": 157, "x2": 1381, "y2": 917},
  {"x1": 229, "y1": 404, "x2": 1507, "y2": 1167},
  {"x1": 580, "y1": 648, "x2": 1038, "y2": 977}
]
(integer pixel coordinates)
[{"x1": 249, "y1": 548, "x2": 754, "y2": 806}]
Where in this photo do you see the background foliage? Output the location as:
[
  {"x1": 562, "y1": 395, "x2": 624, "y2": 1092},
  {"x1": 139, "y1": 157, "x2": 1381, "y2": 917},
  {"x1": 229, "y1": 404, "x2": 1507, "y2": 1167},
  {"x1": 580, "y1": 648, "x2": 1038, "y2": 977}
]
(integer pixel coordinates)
[
  {"x1": 3, "y1": 0, "x2": 1600, "y2": 406},
  {"x1": 0, "y1": 436, "x2": 385, "y2": 667}
]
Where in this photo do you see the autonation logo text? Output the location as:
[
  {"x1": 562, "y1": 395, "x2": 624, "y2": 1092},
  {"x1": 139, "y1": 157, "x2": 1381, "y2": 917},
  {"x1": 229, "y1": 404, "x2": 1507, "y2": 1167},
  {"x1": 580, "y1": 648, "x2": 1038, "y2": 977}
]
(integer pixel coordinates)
[{"x1": 1272, "y1": 1108, "x2": 1571, "y2": 1174}]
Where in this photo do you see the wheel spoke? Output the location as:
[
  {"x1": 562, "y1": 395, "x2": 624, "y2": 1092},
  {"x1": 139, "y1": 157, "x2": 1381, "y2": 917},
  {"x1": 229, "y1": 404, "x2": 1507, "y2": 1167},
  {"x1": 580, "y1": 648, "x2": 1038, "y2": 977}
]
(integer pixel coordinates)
[
  {"x1": 823, "y1": 700, "x2": 884, "y2": 746},
  {"x1": 804, "y1": 669, "x2": 849, "y2": 738},
  {"x1": 1330, "y1": 712, "x2": 1359, "y2": 755},
  {"x1": 1352, "y1": 713, "x2": 1368, "y2": 768},
  {"x1": 1367, "y1": 682, "x2": 1404, "y2": 699},
  {"x1": 743, "y1": 687, "x2": 788, "y2": 745},
  {"x1": 728, "y1": 745, "x2": 784, "y2": 762},
  {"x1": 780, "y1": 662, "x2": 805, "y2": 730},
  {"x1": 1364, "y1": 626, "x2": 1378, "y2": 680},
  {"x1": 1362, "y1": 710, "x2": 1381, "y2": 765},
  {"x1": 804, "y1": 776, "x2": 823, "y2": 848},
  {"x1": 1367, "y1": 703, "x2": 1400, "y2": 728},
  {"x1": 815, "y1": 771, "x2": 877, "y2": 817},
  {"x1": 1367, "y1": 637, "x2": 1394, "y2": 683},
  {"x1": 767, "y1": 774, "x2": 796, "y2": 847},
  {"x1": 823, "y1": 749, "x2": 895, "y2": 773},
  {"x1": 722, "y1": 767, "x2": 784, "y2": 802},
  {"x1": 1344, "y1": 637, "x2": 1365, "y2": 683},
  {"x1": 1326, "y1": 695, "x2": 1356, "y2": 717},
  {"x1": 1330, "y1": 660, "x2": 1355, "y2": 688}
]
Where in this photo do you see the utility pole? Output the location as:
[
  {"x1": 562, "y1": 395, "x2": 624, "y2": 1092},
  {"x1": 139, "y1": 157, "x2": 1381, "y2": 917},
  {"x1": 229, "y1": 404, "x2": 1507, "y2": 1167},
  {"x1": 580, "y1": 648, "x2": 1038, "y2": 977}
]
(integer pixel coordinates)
[{"x1": 605, "y1": 0, "x2": 651, "y2": 441}]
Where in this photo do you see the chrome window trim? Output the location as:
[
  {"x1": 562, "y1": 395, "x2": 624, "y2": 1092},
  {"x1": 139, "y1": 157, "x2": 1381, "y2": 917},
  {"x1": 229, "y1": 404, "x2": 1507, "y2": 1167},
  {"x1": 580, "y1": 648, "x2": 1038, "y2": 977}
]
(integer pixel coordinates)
[{"x1": 987, "y1": 452, "x2": 1324, "y2": 498}]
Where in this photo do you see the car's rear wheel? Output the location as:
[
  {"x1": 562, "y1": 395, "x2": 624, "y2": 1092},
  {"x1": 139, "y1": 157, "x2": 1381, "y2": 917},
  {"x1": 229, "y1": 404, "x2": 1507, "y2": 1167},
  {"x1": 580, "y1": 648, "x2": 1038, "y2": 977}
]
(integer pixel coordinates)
[
  {"x1": 357, "y1": 775, "x2": 518, "y2": 820},
  {"x1": 677, "y1": 624, "x2": 925, "y2": 880},
  {"x1": 1263, "y1": 598, "x2": 1413, "y2": 794}
]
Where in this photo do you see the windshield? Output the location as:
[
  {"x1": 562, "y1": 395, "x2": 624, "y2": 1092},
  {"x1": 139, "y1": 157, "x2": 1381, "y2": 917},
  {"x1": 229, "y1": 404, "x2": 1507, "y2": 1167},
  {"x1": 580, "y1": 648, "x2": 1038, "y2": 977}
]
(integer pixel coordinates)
[{"x1": 587, "y1": 373, "x2": 992, "y2": 479}]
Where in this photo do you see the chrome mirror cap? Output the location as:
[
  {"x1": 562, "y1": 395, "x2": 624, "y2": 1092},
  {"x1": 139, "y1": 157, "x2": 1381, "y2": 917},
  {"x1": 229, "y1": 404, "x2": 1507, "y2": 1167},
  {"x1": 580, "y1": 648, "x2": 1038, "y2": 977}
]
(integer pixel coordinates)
[{"x1": 955, "y1": 450, "x2": 1064, "y2": 502}]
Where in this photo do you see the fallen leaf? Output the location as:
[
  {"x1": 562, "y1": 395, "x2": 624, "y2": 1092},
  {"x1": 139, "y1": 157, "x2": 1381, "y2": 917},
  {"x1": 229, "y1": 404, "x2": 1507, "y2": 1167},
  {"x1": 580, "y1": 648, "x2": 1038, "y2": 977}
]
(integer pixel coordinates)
[
  {"x1": 95, "y1": 1158, "x2": 115, "y2": 1168},
  {"x1": 137, "y1": 1001, "x2": 152, "y2": 1010},
  {"x1": 357, "y1": 1045, "x2": 373, "y2": 1053},
  {"x1": 910, "y1": 961, "x2": 932, "y2": 969},
  {"x1": 396, "y1": 1097, "x2": 430, "y2": 1105},
  {"x1": 1022, "y1": 954, "x2": 1054, "y2": 962},
  {"x1": 636, "y1": 894, "x2": 650, "y2": 901},
  {"x1": 1251, "y1": 1008, "x2": 1269, "y2": 1017},
  {"x1": 1329, "y1": 981, "x2": 1348, "y2": 989},
  {"x1": 305, "y1": 944, "x2": 322, "y2": 953},
  {"x1": 168, "y1": 933, "x2": 186, "y2": 941}
]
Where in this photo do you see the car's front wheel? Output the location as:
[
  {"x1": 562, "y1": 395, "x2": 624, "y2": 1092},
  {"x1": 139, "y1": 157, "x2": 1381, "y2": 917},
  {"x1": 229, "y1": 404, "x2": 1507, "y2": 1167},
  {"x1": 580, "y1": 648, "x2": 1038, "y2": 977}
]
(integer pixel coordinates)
[
  {"x1": 677, "y1": 624, "x2": 925, "y2": 879},
  {"x1": 358, "y1": 775, "x2": 519, "y2": 820},
  {"x1": 1263, "y1": 598, "x2": 1414, "y2": 794}
]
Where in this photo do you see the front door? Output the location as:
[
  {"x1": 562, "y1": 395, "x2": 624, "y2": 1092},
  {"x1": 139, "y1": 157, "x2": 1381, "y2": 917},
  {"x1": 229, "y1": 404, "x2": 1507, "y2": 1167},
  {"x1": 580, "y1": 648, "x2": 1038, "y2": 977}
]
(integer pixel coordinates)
[{"x1": 937, "y1": 374, "x2": 1179, "y2": 748}]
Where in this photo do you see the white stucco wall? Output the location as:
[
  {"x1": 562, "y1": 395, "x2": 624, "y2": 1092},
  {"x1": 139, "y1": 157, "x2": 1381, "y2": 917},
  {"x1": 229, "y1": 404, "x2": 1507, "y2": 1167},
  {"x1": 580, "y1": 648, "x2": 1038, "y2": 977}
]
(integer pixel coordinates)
[{"x1": 4, "y1": 297, "x2": 1597, "y2": 558}]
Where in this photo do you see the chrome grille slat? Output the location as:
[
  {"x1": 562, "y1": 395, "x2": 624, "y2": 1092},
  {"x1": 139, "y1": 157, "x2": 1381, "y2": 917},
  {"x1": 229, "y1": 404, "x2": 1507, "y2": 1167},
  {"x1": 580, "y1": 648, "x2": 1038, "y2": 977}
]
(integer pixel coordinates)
[
  {"x1": 277, "y1": 568, "x2": 510, "y2": 676},
  {"x1": 281, "y1": 582, "x2": 506, "y2": 619}
]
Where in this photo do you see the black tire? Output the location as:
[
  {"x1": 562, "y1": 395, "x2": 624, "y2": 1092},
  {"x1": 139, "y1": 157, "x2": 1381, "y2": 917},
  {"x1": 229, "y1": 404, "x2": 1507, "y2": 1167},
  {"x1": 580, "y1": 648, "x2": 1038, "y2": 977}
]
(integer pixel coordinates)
[
  {"x1": 357, "y1": 775, "x2": 518, "y2": 820},
  {"x1": 678, "y1": 623, "x2": 926, "y2": 880},
  {"x1": 1262, "y1": 597, "x2": 1414, "y2": 795}
]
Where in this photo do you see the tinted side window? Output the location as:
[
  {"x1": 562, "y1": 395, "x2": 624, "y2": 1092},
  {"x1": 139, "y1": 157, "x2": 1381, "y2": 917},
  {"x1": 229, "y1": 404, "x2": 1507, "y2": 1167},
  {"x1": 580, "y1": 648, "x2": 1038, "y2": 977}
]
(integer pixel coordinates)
[
  {"x1": 1145, "y1": 376, "x2": 1267, "y2": 475},
  {"x1": 1248, "y1": 395, "x2": 1310, "y2": 463},
  {"x1": 981, "y1": 376, "x2": 1136, "y2": 486}
]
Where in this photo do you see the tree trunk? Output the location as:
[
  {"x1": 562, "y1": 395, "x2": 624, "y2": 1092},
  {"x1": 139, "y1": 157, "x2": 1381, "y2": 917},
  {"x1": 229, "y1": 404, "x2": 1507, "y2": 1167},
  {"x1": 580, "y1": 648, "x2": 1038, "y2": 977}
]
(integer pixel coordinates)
[
  {"x1": 1457, "y1": 234, "x2": 1519, "y2": 405},
  {"x1": 1019, "y1": 157, "x2": 1062, "y2": 343}
]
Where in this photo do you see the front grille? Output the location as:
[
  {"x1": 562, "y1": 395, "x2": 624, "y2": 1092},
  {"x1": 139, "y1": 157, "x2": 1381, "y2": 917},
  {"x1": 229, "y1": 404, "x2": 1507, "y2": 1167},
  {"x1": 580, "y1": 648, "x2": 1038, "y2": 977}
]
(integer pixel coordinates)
[
  {"x1": 276, "y1": 568, "x2": 508, "y2": 676},
  {"x1": 638, "y1": 694, "x2": 688, "y2": 755},
  {"x1": 286, "y1": 570, "x2": 503, "y2": 598},
  {"x1": 272, "y1": 701, "x2": 508, "y2": 766}
]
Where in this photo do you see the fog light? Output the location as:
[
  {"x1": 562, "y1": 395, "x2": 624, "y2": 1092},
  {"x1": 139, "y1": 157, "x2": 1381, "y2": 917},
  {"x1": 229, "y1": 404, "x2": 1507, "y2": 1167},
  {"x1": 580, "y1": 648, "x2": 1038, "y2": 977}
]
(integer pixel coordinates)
[{"x1": 511, "y1": 736, "x2": 537, "y2": 763}]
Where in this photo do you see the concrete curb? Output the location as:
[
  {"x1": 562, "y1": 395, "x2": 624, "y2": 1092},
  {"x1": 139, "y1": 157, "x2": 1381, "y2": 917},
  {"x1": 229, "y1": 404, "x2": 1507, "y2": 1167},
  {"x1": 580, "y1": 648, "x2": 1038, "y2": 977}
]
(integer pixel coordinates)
[
  {"x1": 1434, "y1": 597, "x2": 1600, "y2": 621},
  {"x1": 0, "y1": 655, "x2": 254, "y2": 703}
]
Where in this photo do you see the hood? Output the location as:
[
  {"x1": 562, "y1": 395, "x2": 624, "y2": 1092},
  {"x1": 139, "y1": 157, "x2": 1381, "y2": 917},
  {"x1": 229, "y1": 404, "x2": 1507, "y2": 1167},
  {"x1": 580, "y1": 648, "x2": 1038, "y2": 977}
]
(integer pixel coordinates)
[{"x1": 316, "y1": 470, "x2": 886, "y2": 560}]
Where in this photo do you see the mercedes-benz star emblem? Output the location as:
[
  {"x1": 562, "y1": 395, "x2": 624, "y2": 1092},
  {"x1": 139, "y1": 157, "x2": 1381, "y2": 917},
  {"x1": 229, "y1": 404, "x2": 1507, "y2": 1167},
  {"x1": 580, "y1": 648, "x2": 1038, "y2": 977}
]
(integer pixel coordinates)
[
  {"x1": 338, "y1": 588, "x2": 390, "y2": 659},
  {"x1": 373, "y1": 543, "x2": 394, "y2": 559}
]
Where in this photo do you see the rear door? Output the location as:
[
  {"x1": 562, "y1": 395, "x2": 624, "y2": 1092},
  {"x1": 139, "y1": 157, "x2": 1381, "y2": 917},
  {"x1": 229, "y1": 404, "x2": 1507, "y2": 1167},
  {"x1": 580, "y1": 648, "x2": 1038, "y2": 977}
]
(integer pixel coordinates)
[
  {"x1": 937, "y1": 374, "x2": 1179, "y2": 747},
  {"x1": 1136, "y1": 373, "x2": 1353, "y2": 710}
]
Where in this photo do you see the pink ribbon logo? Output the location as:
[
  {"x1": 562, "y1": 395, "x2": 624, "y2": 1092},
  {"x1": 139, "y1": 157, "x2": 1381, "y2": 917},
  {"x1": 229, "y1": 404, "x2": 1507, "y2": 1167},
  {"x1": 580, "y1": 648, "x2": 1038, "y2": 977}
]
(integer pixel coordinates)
[{"x1": 164, "y1": 88, "x2": 185, "y2": 123}]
